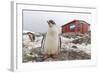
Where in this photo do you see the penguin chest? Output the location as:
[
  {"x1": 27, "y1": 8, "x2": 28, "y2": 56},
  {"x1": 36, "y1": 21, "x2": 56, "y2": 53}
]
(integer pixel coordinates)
[{"x1": 44, "y1": 35, "x2": 59, "y2": 54}]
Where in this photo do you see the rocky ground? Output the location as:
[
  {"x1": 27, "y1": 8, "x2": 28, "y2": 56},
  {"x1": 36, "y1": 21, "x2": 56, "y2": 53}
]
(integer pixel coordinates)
[{"x1": 22, "y1": 31, "x2": 91, "y2": 63}]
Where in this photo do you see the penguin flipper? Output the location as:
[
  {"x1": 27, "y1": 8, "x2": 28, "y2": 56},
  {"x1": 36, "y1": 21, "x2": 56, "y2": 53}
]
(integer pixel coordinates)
[
  {"x1": 41, "y1": 33, "x2": 46, "y2": 49},
  {"x1": 59, "y1": 36, "x2": 62, "y2": 49},
  {"x1": 58, "y1": 36, "x2": 62, "y2": 52}
]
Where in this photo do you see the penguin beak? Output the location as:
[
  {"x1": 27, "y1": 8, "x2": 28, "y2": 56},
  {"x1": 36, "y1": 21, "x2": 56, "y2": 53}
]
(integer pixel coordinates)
[{"x1": 47, "y1": 21, "x2": 52, "y2": 27}]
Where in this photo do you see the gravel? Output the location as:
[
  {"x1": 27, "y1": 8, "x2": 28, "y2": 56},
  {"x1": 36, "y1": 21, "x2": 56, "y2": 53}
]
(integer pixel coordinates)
[{"x1": 23, "y1": 32, "x2": 91, "y2": 62}]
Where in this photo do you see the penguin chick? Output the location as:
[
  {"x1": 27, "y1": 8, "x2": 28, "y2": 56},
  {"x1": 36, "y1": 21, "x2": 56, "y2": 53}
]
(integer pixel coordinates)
[{"x1": 43, "y1": 20, "x2": 60, "y2": 56}]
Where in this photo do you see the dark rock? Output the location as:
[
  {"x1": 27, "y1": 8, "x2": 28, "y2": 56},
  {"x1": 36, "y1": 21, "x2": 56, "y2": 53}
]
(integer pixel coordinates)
[
  {"x1": 68, "y1": 50, "x2": 91, "y2": 60},
  {"x1": 72, "y1": 45, "x2": 77, "y2": 48},
  {"x1": 35, "y1": 57, "x2": 45, "y2": 62}
]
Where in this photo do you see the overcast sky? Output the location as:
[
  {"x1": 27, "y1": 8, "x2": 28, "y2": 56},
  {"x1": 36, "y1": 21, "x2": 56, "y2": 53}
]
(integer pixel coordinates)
[{"x1": 23, "y1": 10, "x2": 91, "y2": 33}]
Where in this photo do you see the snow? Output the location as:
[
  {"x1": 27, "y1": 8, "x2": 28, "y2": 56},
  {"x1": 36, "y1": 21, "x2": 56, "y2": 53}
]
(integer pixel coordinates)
[
  {"x1": 23, "y1": 30, "x2": 91, "y2": 55},
  {"x1": 22, "y1": 30, "x2": 91, "y2": 62},
  {"x1": 61, "y1": 36, "x2": 74, "y2": 43},
  {"x1": 34, "y1": 36, "x2": 43, "y2": 48},
  {"x1": 61, "y1": 36, "x2": 91, "y2": 55}
]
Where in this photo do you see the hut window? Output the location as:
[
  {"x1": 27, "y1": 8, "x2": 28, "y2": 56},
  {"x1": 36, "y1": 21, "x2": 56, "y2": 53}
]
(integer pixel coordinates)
[{"x1": 70, "y1": 24, "x2": 75, "y2": 29}]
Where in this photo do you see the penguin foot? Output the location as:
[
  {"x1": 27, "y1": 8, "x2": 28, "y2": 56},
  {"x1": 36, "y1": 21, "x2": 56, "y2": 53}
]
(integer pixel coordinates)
[
  {"x1": 43, "y1": 54, "x2": 59, "y2": 60},
  {"x1": 49, "y1": 54, "x2": 58, "y2": 59},
  {"x1": 43, "y1": 54, "x2": 49, "y2": 59}
]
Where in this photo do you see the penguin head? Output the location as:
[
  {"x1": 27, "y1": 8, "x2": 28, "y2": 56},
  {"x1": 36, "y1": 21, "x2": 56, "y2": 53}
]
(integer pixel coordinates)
[
  {"x1": 47, "y1": 20, "x2": 58, "y2": 34},
  {"x1": 47, "y1": 20, "x2": 56, "y2": 28},
  {"x1": 27, "y1": 32, "x2": 35, "y2": 42}
]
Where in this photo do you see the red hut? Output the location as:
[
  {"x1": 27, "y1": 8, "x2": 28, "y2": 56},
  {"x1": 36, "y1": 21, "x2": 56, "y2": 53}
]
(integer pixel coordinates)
[{"x1": 62, "y1": 20, "x2": 90, "y2": 33}]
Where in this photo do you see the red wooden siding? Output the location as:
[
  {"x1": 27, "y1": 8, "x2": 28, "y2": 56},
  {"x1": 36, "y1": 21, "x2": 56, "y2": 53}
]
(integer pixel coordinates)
[{"x1": 62, "y1": 20, "x2": 90, "y2": 33}]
